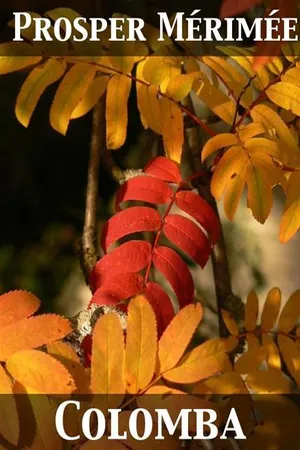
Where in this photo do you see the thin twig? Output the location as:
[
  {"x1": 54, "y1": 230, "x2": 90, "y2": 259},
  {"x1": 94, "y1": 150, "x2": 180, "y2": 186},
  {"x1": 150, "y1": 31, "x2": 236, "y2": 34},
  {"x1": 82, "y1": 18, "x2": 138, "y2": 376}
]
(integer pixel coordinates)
[
  {"x1": 231, "y1": 75, "x2": 256, "y2": 132},
  {"x1": 80, "y1": 100, "x2": 105, "y2": 285}
]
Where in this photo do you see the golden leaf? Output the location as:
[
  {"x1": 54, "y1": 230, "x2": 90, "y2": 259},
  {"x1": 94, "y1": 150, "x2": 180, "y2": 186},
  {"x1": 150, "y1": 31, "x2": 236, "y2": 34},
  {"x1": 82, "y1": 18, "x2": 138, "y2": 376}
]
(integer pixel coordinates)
[
  {"x1": 223, "y1": 165, "x2": 247, "y2": 220},
  {"x1": 281, "y1": 67, "x2": 300, "y2": 87},
  {"x1": 266, "y1": 82, "x2": 300, "y2": 116},
  {"x1": 71, "y1": 75, "x2": 109, "y2": 119},
  {"x1": 6, "y1": 350, "x2": 75, "y2": 394},
  {"x1": 106, "y1": 74, "x2": 132, "y2": 149},
  {"x1": 244, "y1": 290, "x2": 259, "y2": 332},
  {"x1": 236, "y1": 122, "x2": 266, "y2": 142},
  {"x1": 246, "y1": 333, "x2": 260, "y2": 351},
  {"x1": 234, "y1": 346, "x2": 267, "y2": 374},
  {"x1": 245, "y1": 157, "x2": 273, "y2": 223},
  {"x1": 159, "y1": 97, "x2": 184, "y2": 163},
  {"x1": 91, "y1": 312, "x2": 125, "y2": 396},
  {"x1": 221, "y1": 309, "x2": 239, "y2": 336},
  {"x1": 201, "y1": 133, "x2": 238, "y2": 162},
  {"x1": 278, "y1": 289, "x2": 300, "y2": 332},
  {"x1": 0, "y1": 315, "x2": 72, "y2": 361},
  {"x1": 280, "y1": 172, "x2": 300, "y2": 242},
  {"x1": 246, "y1": 369, "x2": 290, "y2": 394},
  {"x1": 167, "y1": 73, "x2": 195, "y2": 101},
  {"x1": 262, "y1": 334, "x2": 281, "y2": 370},
  {"x1": 0, "y1": 290, "x2": 40, "y2": 329},
  {"x1": 261, "y1": 287, "x2": 281, "y2": 330},
  {"x1": 158, "y1": 303, "x2": 202, "y2": 373},
  {"x1": 50, "y1": 63, "x2": 96, "y2": 135},
  {"x1": 16, "y1": 58, "x2": 66, "y2": 128},
  {"x1": 0, "y1": 43, "x2": 41, "y2": 75},
  {"x1": 244, "y1": 138, "x2": 280, "y2": 159},
  {"x1": 125, "y1": 295, "x2": 157, "y2": 394},
  {"x1": 278, "y1": 335, "x2": 300, "y2": 386},
  {"x1": 193, "y1": 371, "x2": 248, "y2": 395},
  {"x1": 0, "y1": 364, "x2": 19, "y2": 445}
]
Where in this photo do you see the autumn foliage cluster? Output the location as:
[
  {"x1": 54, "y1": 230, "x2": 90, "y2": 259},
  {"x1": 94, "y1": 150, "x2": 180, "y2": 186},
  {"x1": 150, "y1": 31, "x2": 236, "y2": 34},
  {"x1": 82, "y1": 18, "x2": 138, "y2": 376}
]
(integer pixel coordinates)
[{"x1": 0, "y1": 1, "x2": 300, "y2": 448}]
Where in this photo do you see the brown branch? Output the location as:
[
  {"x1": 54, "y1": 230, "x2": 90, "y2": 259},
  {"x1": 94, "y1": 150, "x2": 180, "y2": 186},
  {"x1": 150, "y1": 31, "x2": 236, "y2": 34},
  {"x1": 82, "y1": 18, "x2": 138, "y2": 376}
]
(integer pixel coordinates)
[
  {"x1": 183, "y1": 95, "x2": 236, "y2": 338},
  {"x1": 80, "y1": 100, "x2": 105, "y2": 285}
]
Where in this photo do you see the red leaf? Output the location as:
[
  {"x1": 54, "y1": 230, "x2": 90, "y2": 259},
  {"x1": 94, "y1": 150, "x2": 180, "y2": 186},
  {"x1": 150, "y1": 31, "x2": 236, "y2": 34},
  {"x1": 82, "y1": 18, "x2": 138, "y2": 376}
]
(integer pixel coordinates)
[
  {"x1": 90, "y1": 273, "x2": 143, "y2": 307},
  {"x1": 80, "y1": 335, "x2": 92, "y2": 367},
  {"x1": 152, "y1": 246, "x2": 194, "y2": 307},
  {"x1": 90, "y1": 240, "x2": 152, "y2": 289},
  {"x1": 175, "y1": 191, "x2": 220, "y2": 245},
  {"x1": 163, "y1": 214, "x2": 211, "y2": 268},
  {"x1": 144, "y1": 156, "x2": 182, "y2": 184},
  {"x1": 101, "y1": 206, "x2": 161, "y2": 252},
  {"x1": 143, "y1": 282, "x2": 175, "y2": 336},
  {"x1": 220, "y1": 0, "x2": 263, "y2": 18},
  {"x1": 115, "y1": 176, "x2": 173, "y2": 211}
]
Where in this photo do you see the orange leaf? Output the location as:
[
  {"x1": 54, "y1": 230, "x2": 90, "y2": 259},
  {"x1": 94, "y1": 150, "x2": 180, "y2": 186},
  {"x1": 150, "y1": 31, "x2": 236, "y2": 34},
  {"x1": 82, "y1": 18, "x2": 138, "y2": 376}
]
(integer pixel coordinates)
[
  {"x1": 0, "y1": 364, "x2": 19, "y2": 445},
  {"x1": 244, "y1": 290, "x2": 259, "y2": 332},
  {"x1": 234, "y1": 346, "x2": 267, "y2": 374},
  {"x1": 158, "y1": 303, "x2": 202, "y2": 373},
  {"x1": 246, "y1": 369, "x2": 290, "y2": 394},
  {"x1": 91, "y1": 312, "x2": 125, "y2": 395},
  {"x1": 0, "y1": 290, "x2": 40, "y2": 329},
  {"x1": 0, "y1": 315, "x2": 72, "y2": 361},
  {"x1": 47, "y1": 340, "x2": 90, "y2": 394},
  {"x1": 6, "y1": 350, "x2": 75, "y2": 394},
  {"x1": 125, "y1": 295, "x2": 157, "y2": 394},
  {"x1": 221, "y1": 309, "x2": 239, "y2": 336}
]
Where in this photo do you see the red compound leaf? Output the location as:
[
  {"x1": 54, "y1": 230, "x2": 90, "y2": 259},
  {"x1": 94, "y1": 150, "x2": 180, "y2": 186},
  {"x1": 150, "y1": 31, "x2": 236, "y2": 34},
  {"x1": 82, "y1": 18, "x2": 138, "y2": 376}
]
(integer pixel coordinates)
[
  {"x1": 163, "y1": 214, "x2": 211, "y2": 268},
  {"x1": 152, "y1": 246, "x2": 194, "y2": 308},
  {"x1": 101, "y1": 206, "x2": 161, "y2": 252},
  {"x1": 175, "y1": 190, "x2": 220, "y2": 245},
  {"x1": 144, "y1": 156, "x2": 182, "y2": 184},
  {"x1": 115, "y1": 176, "x2": 173, "y2": 211},
  {"x1": 143, "y1": 281, "x2": 175, "y2": 336},
  {"x1": 90, "y1": 241, "x2": 152, "y2": 290}
]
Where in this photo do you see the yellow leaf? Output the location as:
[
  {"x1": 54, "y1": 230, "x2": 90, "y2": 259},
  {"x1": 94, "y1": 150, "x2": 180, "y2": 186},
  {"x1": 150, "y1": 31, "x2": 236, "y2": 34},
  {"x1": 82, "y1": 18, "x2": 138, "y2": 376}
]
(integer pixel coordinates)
[
  {"x1": 280, "y1": 171, "x2": 300, "y2": 242},
  {"x1": 27, "y1": 394, "x2": 63, "y2": 450},
  {"x1": 71, "y1": 75, "x2": 109, "y2": 119},
  {"x1": 47, "y1": 340, "x2": 90, "y2": 394},
  {"x1": 278, "y1": 289, "x2": 300, "y2": 332},
  {"x1": 91, "y1": 312, "x2": 125, "y2": 395},
  {"x1": 247, "y1": 333, "x2": 260, "y2": 351},
  {"x1": 16, "y1": 58, "x2": 66, "y2": 128},
  {"x1": 109, "y1": 55, "x2": 135, "y2": 74},
  {"x1": 0, "y1": 315, "x2": 72, "y2": 361},
  {"x1": 6, "y1": 350, "x2": 75, "y2": 394},
  {"x1": 246, "y1": 160, "x2": 273, "y2": 223},
  {"x1": 202, "y1": 56, "x2": 253, "y2": 108},
  {"x1": 237, "y1": 122, "x2": 266, "y2": 142},
  {"x1": 125, "y1": 295, "x2": 157, "y2": 394},
  {"x1": 278, "y1": 335, "x2": 300, "y2": 386},
  {"x1": 159, "y1": 97, "x2": 184, "y2": 163},
  {"x1": 250, "y1": 104, "x2": 298, "y2": 160},
  {"x1": 221, "y1": 309, "x2": 239, "y2": 336},
  {"x1": 50, "y1": 63, "x2": 96, "y2": 135},
  {"x1": 246, "y1": 369, "x2": 290, "y2": 394},
  {"x1": 223, "y1": 165, "x2": 247, "y2": 220},
  {"x1": 0, "y1": 364, "x2": 19, "y2": 445},
  {"x1": 245, "y1": 290, "x2": 259, "y2": 332},
  {"x1": 136, "y1": 62, "x2": 161, "y2": 134},
  {"x1": 261, "y1": 287, "x2": 281, "y2": 330},
  {"x1": 244, "y1": 138, "x2": 280, "y2": 159},
  {"x1": 142, "y1": 56, "x2": 180, "y2": 86},
  {"x1": 234, "y1": 346, "x2": 267, "y2": 374},
  {"x1": 262, "y1": 334, "x2": 281, "y2": 370},
  {"x1": 195, "y1": 79, "x2": 236, "y2": 125},
  {"x1": 158, "y1": 303, "x2": 202, "y2": 373},
  {"x1": 266, "y1": 82, "x2": 300, "y2": 116},
  {"x1": 0, "y1": 43, "x2": 41, "y2": 74},
  {"x1": 201, "y1": 133, "x2": 238, "y2": 162},
  {"x1": 193, "y1": 371, "x2": 248, "y2": 395},
  {"x1": 281, "y1": 67, "x2": 300, "y2": 87},
  {"x1": 211, "y1": 145, "x2": 249, "y2": 200},
  {"x1": 0, "y1": 290, "x2": 40, "y2": 329},
  {"x1": 167, "y1": 73, "x2": 195, "y2": 101},
  {"x1": 106, "y1": 74, "x2": 132, "y2": 149}
]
